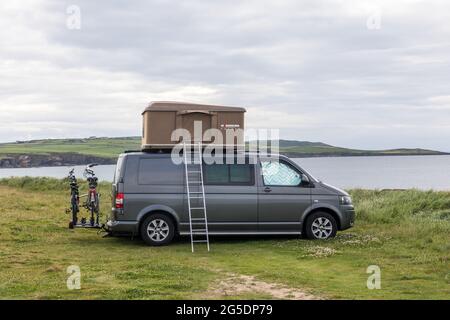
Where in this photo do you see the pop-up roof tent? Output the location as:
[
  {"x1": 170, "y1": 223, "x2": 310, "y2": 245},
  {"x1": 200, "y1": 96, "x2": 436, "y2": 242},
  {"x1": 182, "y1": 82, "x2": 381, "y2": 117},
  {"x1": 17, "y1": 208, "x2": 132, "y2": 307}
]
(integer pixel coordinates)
[{"x1": 141, "y1": 101, "x2": 246, "y2": 150}]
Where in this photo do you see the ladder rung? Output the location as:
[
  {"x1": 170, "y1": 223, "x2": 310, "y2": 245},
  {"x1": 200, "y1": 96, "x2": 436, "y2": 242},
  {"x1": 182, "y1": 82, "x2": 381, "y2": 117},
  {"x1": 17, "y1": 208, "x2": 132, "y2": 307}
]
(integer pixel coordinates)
[
  {"x1": 192, "y1": 229, "x2": 207, "y2": 232},
  {"x1": 191, "y1": 207, "x2": 204, "y2": 210},
  {"x1": 189, "y1": 192, "x2": 202, "y2": 193},
  {"x1": 192, "y1": 240, "x2": 208, "y2": 243},
  {"x1": 191, "y1": 218, "x2": 205, "y2": 221},
  {"x1": 188, "y1": 181, "x2": 202, "y2": 183},
  {"x1": 188, "y1": 171, "x2": 201, "y2": 173}
]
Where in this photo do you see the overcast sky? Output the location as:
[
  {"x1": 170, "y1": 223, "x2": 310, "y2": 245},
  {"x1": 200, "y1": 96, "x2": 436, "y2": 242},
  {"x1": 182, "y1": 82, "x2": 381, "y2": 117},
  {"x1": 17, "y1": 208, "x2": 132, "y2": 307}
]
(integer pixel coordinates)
[{"x1": 1, "y1": 0, "x2": 450, "y2": 151}]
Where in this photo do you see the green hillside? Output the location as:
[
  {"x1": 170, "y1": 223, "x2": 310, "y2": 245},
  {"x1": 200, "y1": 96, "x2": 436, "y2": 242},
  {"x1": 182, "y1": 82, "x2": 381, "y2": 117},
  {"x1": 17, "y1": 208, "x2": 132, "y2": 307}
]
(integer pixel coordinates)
[
  {"x1": 275, "y1": 140, "x2": 446, "y2": 157},
  {"x1": 0, "y1": 137, "x2": 446, "y2": 160},
  {"x1": 254, "y1": 140, "x2": 446, "y2": 157},
  {"x1": 0, "y1": 137, "x2": 141, "y2": 159}
]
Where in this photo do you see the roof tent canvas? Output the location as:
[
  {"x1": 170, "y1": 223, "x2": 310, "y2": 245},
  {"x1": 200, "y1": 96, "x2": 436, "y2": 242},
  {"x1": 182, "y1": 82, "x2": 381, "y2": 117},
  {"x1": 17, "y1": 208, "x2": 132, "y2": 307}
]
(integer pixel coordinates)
[{"x1": 141, "y1": 101, "x2": 246, "y2": 149}]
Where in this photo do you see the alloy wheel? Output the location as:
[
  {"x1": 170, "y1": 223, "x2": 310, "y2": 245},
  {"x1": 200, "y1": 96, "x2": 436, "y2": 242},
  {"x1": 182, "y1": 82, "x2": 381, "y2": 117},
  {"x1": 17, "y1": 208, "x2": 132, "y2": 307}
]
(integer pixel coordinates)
[
  {"x1": 147, "y1": 219, "x2": 170, "y2": 242},
  {"x1": 311, "y1": 217, "x2": 333, "y2": 239}
]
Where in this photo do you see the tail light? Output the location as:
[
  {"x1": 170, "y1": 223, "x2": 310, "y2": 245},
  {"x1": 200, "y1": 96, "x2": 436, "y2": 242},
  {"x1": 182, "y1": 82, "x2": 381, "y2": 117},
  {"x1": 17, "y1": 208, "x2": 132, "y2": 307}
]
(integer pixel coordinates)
[{"x1": 115, "y1": 193, "x2": 124, "y2": 209}]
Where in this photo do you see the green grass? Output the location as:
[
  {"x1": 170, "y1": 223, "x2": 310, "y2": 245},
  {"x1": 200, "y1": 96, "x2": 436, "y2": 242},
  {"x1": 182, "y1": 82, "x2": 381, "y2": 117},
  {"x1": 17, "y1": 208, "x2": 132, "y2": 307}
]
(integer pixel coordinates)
[
  {"x1": 0, "y1": 137, "x2": 446, "y2": 160},
  {"x1": 279, "y1": 145, "x2": 446, "y2": 156},
  {"x1": 0, "y1": 137, "x2": 141, "y2": 159},
  {"x1": 0, "y1": 177, "x2": 449, "y2": 299}
]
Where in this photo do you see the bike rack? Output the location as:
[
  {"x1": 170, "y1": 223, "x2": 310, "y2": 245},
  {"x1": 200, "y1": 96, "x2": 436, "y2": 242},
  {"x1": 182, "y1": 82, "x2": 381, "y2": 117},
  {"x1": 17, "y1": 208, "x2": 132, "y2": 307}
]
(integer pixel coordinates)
[{"x1": 66, "y1": 164, "x2": 103, "y2": 230}]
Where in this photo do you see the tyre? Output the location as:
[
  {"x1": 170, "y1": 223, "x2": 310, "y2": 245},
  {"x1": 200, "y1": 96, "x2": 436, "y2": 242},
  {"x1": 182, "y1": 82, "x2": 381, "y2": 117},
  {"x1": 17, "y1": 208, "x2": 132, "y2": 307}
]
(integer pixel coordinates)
[
  {"x1": 140, "y1": 213, "x2": 175, "y2": 246},
  {"x1": 71, "y1": 201, "x2": 78, "y2": 225},
  {"x1": 90, "y1": 206, "x2": 95, "y2": 226},
  {"x1": 305, "y1": 211, "x2": 337, "y2": 240}
]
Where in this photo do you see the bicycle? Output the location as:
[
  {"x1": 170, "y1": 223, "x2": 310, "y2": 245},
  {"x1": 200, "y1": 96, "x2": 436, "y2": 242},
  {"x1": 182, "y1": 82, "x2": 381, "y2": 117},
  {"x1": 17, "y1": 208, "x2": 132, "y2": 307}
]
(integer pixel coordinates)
[
  {"x1": 82, "y1": 163, "x2": 100, "y2": 227},
  {"x1": 67, "y1": 168, "x2": 80, "y2": 229}
]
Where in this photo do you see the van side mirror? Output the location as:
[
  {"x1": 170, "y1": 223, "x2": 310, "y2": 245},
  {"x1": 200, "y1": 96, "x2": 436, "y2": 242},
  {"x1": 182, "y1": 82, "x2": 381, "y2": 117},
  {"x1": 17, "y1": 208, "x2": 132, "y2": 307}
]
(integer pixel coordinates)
[{"x1": 299, "y1": 173, "x2": 311, "y2": 187}]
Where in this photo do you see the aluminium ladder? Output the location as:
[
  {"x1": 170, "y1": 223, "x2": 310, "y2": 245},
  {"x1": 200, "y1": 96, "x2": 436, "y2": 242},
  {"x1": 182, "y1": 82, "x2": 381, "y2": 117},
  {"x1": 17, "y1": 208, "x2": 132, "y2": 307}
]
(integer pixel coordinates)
[{"x1": 183, "y1": 142, "x2": 210, "y2": 252}]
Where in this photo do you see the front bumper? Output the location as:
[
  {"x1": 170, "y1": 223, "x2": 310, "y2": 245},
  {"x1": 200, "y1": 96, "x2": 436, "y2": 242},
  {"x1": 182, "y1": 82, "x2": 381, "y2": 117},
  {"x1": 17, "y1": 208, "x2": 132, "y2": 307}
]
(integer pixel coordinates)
[{"x1": 339, "y1": 205, "x2": 355, "y2": 230}]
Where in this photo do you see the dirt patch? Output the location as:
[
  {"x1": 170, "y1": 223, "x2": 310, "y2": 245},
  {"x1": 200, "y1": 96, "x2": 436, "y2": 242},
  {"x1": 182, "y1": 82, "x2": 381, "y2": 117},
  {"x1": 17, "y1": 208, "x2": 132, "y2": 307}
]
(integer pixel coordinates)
[
  {"x1": 45, "y1": 264, "x2": 63, "y2": 273},
  {"x1": 209, "y1": 272, "x2": 319, "y2": 300}
]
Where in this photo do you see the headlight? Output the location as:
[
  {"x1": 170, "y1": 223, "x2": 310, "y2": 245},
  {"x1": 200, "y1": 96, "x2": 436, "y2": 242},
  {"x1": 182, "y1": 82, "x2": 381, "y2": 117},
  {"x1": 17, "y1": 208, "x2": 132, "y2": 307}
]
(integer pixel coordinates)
[{"x1": 340, "y1": 196, "x2": 352, "y2": 205}]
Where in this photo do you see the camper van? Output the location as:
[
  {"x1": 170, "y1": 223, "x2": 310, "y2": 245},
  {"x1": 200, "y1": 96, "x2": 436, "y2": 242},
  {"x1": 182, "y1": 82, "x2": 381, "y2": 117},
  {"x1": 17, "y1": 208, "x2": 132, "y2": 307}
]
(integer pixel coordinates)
[{"x1": 106, "y1": 151, "x2": 355, "y2": 246}]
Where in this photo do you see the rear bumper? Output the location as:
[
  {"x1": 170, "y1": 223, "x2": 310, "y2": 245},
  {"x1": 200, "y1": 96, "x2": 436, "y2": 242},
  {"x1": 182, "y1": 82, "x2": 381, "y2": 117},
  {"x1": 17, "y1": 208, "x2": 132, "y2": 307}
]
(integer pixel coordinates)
[
  {"x1": 339, "y1": 205, "x2": 355, "y2": 230},
  {"x1": 106, "y1": 220, "x2": 138, "y2": 234}
]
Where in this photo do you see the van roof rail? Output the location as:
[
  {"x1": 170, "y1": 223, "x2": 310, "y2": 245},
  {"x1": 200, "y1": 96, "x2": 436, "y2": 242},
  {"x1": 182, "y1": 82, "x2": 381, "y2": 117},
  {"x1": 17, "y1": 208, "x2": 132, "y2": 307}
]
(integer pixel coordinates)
[
  {"x1": 124, "y1": 149, "x2": 177, "y2": 154},
  {"x1": 125, "y1": 148, "x2": 278, "y2": 155},
  {"x1": 124, "y1": 150, "x2": 144, "y2": 153}
]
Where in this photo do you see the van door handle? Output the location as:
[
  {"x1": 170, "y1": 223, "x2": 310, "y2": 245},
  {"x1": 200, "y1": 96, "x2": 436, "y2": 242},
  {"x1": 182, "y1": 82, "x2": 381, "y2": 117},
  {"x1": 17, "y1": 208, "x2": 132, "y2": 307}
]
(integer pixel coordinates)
[{"x1": 264, "y1": 187, "x2": 272, "y2": 193}]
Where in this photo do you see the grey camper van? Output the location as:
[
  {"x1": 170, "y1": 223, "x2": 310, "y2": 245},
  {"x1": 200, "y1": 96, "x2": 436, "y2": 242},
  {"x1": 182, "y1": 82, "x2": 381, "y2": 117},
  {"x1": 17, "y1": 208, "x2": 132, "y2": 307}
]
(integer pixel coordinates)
[{"x1": 107, "y1": 151, "x2": 355, "y2": 246}]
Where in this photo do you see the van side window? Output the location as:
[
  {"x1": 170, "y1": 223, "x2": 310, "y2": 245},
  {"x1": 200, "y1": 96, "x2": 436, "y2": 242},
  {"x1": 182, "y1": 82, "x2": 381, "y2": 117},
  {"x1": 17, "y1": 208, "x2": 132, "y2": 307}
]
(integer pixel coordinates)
[
  {"x1": 204, "y1": 164, "x2": 228, "y2": 184},
  {"x1": 261, "y1": 161, "x2": 302, "y2": 186},
  {"x1": 138, "y1": 158, "x2": 183, "y2": 185},
  {"x1": 229, "y1": 164, "x2": 252, "y2": 183},
  {"x1": 203, "y1": 163, "x2": 254, "y2": 185}
]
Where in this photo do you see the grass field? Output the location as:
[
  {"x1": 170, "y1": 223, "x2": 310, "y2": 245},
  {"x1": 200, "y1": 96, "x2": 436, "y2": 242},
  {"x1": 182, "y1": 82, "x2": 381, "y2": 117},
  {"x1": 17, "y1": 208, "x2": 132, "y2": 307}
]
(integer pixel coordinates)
[
  {"x1": 0, "y1": 177, "x2": 449, "y2": 299},
  {"x1": 0, "y1": 137, "x2": 445, "y2": 160},
  {"x1": 0, "y1": 137, "x2": 141, "y2": 159}
]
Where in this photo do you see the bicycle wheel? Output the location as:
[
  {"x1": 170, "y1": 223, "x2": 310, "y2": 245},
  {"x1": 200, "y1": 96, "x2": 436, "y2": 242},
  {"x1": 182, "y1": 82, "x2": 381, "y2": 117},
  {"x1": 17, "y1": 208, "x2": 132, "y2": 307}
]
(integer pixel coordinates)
[
  {"x1": 71, "y1": 196, "x2": 78, "y2": 226},
  {"x1": 95, "y1": 194, "x2": 100, "y2": 225},
  {"x1": 90, "y1": 205, "x2": 95, "y2": 226}
]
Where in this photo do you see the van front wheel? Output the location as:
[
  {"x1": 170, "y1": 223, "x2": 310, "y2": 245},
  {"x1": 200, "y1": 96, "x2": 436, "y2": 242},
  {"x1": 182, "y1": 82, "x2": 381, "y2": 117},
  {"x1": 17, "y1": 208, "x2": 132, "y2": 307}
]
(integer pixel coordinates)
[
  {"x1": 140, "y1": 214, "x2": 175, "y2": 246},
  {"x1": 305, "y1": 212, "x2": 337, "y2": 240}
]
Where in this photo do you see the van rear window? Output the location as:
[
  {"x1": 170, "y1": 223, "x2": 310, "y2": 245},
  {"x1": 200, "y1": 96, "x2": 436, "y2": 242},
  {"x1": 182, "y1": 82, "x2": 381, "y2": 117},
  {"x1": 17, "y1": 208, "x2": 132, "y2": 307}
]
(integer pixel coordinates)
[
  {"x1": 113, "y1": 156, "x2": 125, "y2": 183},
  {"x1": 138, "y1": 158, "x2": 183, "y2": 185}
]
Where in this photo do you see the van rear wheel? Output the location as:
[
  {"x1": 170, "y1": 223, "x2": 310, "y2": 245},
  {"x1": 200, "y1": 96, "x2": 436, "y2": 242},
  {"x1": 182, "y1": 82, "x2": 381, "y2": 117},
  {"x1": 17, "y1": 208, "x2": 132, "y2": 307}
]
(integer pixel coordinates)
[
  {"x1": 140, "y1": 214, "x2": 175, "y2": 246},
  {"x1": 305, "y1": 212, "x2": 337, "y2": 240}
]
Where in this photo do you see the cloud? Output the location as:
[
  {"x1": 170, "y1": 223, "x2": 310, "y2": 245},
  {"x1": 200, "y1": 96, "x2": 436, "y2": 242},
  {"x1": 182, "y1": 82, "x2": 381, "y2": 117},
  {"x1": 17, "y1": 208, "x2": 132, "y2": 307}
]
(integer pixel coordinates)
[{"x1": 0, "y1": 0, "x2": 449, "y2": 151}]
